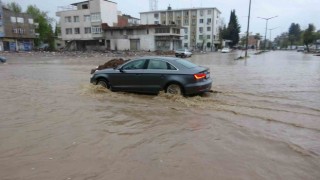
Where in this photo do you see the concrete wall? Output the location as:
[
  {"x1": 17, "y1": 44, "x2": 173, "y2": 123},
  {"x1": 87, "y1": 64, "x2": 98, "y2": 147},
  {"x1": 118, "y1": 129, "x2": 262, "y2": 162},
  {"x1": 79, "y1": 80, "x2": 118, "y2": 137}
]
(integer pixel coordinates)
[
  {"x1": 111, "y1": 39, "x2": 130, "y2": 50},
  {"x1": 59, "y1": 9, "x2": 92, "y2": 40}
]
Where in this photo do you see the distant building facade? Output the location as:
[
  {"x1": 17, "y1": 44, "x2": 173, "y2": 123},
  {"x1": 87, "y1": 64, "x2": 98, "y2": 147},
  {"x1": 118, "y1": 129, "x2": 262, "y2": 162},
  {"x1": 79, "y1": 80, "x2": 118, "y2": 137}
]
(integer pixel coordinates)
[
  {"x1": 117, "y1": 13, "x2": 140, "y2": 27},
  {"x1": 102, "y1": 24, "x2": 182, "y2": 51},
  {"x1": 56, "y1": 0, "x2": 118, "y2": 50},
  {"x1": 0, "y1": 4, "x2": 36, "y2": 51},
  {"x1": 140, "y1": 7, "x2": 222, "y2": 51}
]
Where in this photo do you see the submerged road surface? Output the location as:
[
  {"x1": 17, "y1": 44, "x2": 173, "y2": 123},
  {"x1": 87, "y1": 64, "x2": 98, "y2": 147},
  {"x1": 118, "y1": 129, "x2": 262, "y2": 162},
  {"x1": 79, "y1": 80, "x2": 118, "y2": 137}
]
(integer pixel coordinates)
[{"x1": 0, "y1": 51, "x2": 320, "y2": 180}]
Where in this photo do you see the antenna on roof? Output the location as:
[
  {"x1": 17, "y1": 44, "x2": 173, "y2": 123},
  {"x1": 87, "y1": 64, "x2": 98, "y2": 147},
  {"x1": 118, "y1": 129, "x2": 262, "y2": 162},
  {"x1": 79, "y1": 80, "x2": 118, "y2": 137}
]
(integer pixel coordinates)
[{"x1": 149, "y1": 0, "x2": 158, "y2": 11}]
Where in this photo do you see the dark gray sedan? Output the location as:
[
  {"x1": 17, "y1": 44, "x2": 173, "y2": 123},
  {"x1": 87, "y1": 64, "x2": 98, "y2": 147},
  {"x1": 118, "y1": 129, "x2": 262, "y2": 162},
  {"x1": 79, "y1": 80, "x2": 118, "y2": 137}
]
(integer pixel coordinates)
[{"x1": 90, "y1": 56, "x2": 212, "y2": 95}]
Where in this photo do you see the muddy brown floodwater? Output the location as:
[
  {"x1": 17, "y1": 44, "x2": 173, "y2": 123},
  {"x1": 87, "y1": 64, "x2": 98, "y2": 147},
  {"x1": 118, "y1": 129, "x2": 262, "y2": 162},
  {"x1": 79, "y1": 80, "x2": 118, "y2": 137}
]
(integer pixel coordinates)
[{"x1": 0, "y1": 51, "x2": 320, "y2": 180}]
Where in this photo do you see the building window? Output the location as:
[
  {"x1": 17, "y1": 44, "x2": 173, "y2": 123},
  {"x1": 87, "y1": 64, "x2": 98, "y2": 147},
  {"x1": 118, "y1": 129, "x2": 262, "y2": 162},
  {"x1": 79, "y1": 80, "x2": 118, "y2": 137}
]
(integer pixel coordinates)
[
  {"x1": 84, "y1": 15, "x2": 90, "y2": 22},
  {"x1": 18, "y1": 28, "x2": 25, "y2": 34},
  {"x1": 17, "y1": 17, "x2": 24, "y2": 23},
  {"x1": 199, "y1": 19, "x2": 203, "y2": 24},
  {"x1": 155, "y1": 28, "x2": 170, "y2": 33},
  {"x1": 66, "y1": 28, "x2": 72, "y2": 34},
  {"x1": 184, "y1": 35, "x2": 188, "y2": 40},
  {"x1": 207, "y1": 35, "x2": 211, "y2": 39},
  {"x1": 175, "y1": 12, "x2": 181, "y2": 18},
  {"x1": 84, "y1": 27, "x2": 91, "y2": 34},
  {"x1": 65, "y1": 16, "x2": 71, "y2": 23},
  {"x1": 191, "y1": 11, "x2": 196, "y2": 17},
  {"x1": 208, "y1": 10, "x2": 212, "y2": 14},
  {"x1": 200, "y1": 10, "x2": 204, "y2": 16},
  {"x1": 28, "y1": 18, "x2": 34, "y2": 24},
  {"x1": 207, "y1": 27, "x2": 211, "y2": 31},
  {"x1": 30, "y1": 29, "x2": 35, "y2": 34},
  {"x1": 183, "y1": 11, "x2": 189, "y2": 17},
  {"x1": 192, "y1": 19, "x2": 196, "y2": 25},
  {"x1": 74, "y1": 28, "x2": 80, "y2": 34},
  {"x1": 92, "y1": 26, "x2": 101, "y2": 34},
  {"x1": 207, "y1": 18, "x2": 212, "y2": 24},
  {"x1": 73, "y1": 16, "x2": 80, "y2": 22},
  {"x1": 199, "y1": 35, "x2": 203, "y2": 39},
  {"x1": 12, "y1": 28, "x2": 18, "y2": 33},
  {"x1": 91, "y1": 13, "x2": 101, "y2": 22},
  {"x1": 184, "y1": 43, "x2": 188, "y2": 47},
  {"x1": 154, "y1": 21, "x2": 159, "y2": 24},
  {"x1": 154, "y1": 13, "x2": 159, "y2": 18},
  {"x1": 10, "y1": 17, "x2": 16, "y2": 23},
  {"x1": 184, "y1": 28, "x2": 188, "y2": 34},
  {"x1": 199, "y1": 27, "x2": 203, "y2": 33},
  {"x1": 184, "y1": 19, "x2": 189, "y2": 26}
]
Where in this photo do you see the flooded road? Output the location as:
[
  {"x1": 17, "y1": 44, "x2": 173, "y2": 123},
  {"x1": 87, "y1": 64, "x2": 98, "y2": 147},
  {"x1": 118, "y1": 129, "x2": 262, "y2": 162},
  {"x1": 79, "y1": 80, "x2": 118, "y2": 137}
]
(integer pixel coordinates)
[{"x1": 0, "y1": 51, "x2": 320, "y2": 180}]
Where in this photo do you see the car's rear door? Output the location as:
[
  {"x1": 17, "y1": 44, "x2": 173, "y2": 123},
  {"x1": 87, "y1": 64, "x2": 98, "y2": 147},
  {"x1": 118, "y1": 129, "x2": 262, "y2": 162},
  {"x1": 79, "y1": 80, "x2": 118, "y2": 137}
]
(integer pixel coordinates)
[{"x1": 141, "y1": 59, "x2": 177, "y2": 92}]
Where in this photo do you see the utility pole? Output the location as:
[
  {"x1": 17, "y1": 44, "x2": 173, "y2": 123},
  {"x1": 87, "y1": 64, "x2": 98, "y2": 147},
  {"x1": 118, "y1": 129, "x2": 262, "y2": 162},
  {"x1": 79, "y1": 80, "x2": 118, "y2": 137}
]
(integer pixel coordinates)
[
  {"x1": 268, "y1": 26, "x2": 279, "y2": 50},
  {"x1": 245, "y1": 0, "x2": 252, "y2": 58},
  {"x1": 257, "y1": 15, "x2": 278, "y2": 51}
]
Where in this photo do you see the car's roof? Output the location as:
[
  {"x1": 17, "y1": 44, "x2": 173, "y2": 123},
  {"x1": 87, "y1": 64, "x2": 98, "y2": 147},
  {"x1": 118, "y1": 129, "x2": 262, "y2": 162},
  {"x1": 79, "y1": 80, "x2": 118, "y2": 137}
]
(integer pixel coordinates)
[{"x1": 131, "y1": 56, "x2": 181, "y2": 61}]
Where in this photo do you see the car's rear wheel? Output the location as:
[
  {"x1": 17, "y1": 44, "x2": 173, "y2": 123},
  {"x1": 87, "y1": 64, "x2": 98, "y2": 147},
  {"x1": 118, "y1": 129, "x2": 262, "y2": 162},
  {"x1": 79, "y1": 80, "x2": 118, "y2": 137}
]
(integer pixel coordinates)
[
  {"x1": 97, "y1": 78, "x2": 110, "y2": 89},
  {"x1": 166, "y1": 83, "x2": 182, "y2": 95}
]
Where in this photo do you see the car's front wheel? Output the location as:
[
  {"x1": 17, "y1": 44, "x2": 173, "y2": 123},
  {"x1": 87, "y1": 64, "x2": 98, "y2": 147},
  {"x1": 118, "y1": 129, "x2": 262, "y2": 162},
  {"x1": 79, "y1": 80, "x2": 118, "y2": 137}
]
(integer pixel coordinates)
[
  {"x1": 166, "y1": 83, "x2": 183, "y2": 95},
  {"x1": 97, "y1": 78, "x2": 110, "y2": 89}
]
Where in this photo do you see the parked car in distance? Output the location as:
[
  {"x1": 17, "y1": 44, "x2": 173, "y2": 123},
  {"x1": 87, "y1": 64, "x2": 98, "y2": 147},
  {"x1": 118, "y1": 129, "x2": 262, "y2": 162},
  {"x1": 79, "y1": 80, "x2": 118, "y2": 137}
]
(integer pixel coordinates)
[
  {"x1": 90, "y1": 56, "x2": 212, "y2": 95},
  {"x1": 297, "y1": 46, "x2": 305, "y2": 52},
  {"x1": 175, "y1": 49, "x2": 193, "y2": 58},
  {"x1": 221, "y1": 47, "x2": 231, "y2": 53}
]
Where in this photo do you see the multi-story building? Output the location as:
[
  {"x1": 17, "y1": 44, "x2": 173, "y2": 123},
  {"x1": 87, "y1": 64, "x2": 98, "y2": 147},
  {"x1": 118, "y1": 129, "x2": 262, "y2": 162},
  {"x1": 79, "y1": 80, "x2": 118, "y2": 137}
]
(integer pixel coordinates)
[
  {"x1": 140, "y1": 6, "x2": 222, "y2": 51},
  {"x1": 56, "y1": 0, "x2": 118, "y2": 50},
  {"x1": 102, "y1": 24, "x2": 182, "y2": 51},
  {"x1": 0, "y1": 4, "x2": 36, "y2": 51}
]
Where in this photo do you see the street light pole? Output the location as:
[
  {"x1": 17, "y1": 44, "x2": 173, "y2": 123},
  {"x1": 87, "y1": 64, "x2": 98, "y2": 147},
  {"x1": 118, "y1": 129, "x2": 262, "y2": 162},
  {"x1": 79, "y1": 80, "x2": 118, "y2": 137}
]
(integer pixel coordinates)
[
  {"x1": 245, "y1": 0, "x2": 252, "y2": 58},
  {"x1": 257, "y1": 15, "x2": 278, "y2": 51},
  {"x1": 268, "y1": 26, "x2": 279, "y2": 50}
]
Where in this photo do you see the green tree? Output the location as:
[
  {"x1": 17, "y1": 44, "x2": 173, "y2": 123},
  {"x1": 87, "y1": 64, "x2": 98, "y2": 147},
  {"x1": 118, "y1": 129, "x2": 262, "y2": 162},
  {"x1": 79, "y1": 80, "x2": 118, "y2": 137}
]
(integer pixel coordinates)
[
  {"x1": 226, "y1": 10, "x2": 241, "y2": 47},
  {"x1": 218, "y1": 25, "x2": 228, "y2": 48},
  {"x1": 7, "y1": 2, "x2": 22, "y2": 13},
  {"x1": 288, "y1": 23, "x2": 301, "y2": 48},
  {"x1": 26, "y1": 5, "x2": 54, "y2": 49},
  {"x1": 302, "y1": 24, "x2": 316, "y2": 52}
]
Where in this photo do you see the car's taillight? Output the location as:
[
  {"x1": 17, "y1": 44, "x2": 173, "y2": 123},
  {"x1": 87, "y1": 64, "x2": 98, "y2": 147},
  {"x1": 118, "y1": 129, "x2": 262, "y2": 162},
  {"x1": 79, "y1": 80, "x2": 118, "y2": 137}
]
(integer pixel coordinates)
[{"x1": 194, "y1": 73, "x2": 206, "y2": 80}]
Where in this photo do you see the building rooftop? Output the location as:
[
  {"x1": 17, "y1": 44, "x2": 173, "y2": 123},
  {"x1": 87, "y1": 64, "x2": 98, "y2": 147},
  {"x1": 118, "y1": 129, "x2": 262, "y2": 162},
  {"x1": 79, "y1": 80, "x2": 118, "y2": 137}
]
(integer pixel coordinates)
[
  {"x1": 70, "y1": 0, "x2": 116, "y2": 6},
  {"x1": 140, "y1": 7, "x2": 221, "y2": 14},
  {"x1": 102, "y1": 24, "x2": 183, "y2": 31}
]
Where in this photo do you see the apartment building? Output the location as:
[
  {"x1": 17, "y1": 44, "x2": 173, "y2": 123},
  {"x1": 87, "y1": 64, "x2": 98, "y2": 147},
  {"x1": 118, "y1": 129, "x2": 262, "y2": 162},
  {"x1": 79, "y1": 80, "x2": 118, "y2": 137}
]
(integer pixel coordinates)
[
  {"x1": 56, "y1": 0, "x2": 118, "y2": 50},
  {"x1": 140, "y1": 7, "x2": 221, "y2": 51},
  {"x1": 0, "y1": 5, "x2": 36, "y2": 51},
  {"x1": 102, "y1": 24, "x2": 182, "y2": 51}
]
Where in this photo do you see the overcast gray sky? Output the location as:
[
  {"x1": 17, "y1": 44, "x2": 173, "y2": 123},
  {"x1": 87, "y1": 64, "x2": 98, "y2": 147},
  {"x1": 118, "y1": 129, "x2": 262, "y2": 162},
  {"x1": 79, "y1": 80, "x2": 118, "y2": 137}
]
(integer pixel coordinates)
[{"x1": 4, "y1": 0, "x2": 320, "y2": 39}]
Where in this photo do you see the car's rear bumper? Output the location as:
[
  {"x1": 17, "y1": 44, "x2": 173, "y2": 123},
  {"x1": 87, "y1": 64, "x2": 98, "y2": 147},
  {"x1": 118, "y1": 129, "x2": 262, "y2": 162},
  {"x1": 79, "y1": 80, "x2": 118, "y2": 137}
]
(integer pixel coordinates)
[{"x1": 184, "y1": 79, "x2": 212, "y2": 95}]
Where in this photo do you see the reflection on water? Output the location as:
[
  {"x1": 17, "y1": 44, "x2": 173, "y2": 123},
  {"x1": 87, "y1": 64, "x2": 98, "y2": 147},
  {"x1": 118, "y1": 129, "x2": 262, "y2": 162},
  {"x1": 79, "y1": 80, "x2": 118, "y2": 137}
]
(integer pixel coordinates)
[{"x1": 0, "y1": 51, "x2": 320, "y2": 180}]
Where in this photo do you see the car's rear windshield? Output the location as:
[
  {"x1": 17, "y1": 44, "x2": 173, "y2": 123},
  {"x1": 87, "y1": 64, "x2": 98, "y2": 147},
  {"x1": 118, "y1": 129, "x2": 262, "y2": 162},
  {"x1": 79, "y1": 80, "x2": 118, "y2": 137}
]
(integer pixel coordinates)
[{"x1": 176, "y1": 59, "x2": 197, "y2": 68}]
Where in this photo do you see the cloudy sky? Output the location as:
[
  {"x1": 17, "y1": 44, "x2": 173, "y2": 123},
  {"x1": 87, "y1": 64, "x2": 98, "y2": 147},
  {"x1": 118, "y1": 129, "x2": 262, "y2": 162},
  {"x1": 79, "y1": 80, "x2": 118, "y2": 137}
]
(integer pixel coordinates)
[{"x1": 3, "y1": 0, "x2": 320, "y2": 39}]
